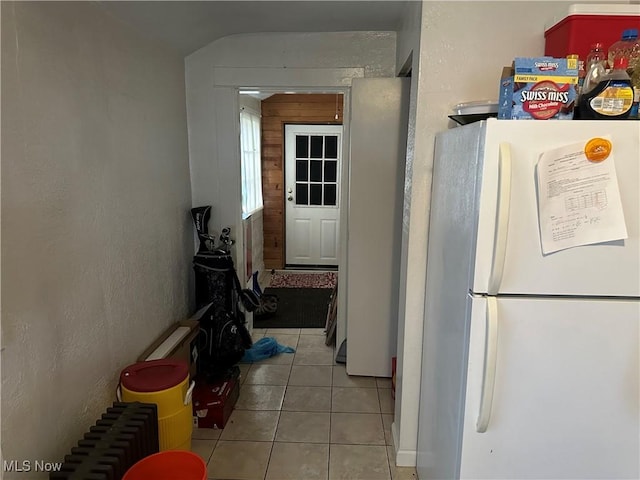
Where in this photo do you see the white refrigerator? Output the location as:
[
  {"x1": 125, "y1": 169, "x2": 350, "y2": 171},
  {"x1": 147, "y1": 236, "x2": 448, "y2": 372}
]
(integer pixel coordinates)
[{"x1": 416, "y1": 119, "x2": 639, "y2": 480}]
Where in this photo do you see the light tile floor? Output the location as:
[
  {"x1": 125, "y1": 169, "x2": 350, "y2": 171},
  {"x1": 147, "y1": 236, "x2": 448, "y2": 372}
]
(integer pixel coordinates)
[{"x1": 192, "y1": 327, "x2": 417, "y2": 480}]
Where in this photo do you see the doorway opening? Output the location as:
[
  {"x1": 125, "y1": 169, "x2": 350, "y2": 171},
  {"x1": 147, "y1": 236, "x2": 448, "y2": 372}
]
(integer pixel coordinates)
[
  {"x1": 239, "y1": 90, "x2": 345, "y2": 334},
  {"x1": 240, "y1": 89, "x2": 347, "y2": 283}
]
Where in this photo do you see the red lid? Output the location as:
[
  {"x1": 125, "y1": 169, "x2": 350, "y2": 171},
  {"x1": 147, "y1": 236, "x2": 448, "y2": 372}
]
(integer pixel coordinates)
[{"x1": 120, "y1": 359, "x2": 188, "y2": 392}]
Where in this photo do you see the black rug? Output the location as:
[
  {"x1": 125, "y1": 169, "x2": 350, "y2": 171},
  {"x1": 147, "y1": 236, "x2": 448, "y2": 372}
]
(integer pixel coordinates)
[{"x1": 253, "y1": 287, "x2": 333, "y2": 329}]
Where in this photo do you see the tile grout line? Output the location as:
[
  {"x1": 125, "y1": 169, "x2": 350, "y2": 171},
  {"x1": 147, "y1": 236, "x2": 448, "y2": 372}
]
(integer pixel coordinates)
[
  {"x1": 263, "y1": 332, "x2": 296, "y2": 480},
  {"x1": 328, "y1": 351, "x2": 334, "y2": 480},
  {"x1": 378, "y1": 386, "x2": 394, "y2": 480},
  {"x1": 264, "y1": 401, "x2": 282, "y2": 480}
]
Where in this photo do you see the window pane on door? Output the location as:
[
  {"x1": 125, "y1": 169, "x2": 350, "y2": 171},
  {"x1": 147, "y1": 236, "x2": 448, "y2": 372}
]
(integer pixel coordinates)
[
  {"x1": 296, "y1": 183, "x2": 308, "y2": 205},
  {"x1": 324, "y1": 161, "x2": 337, "y2": 182},
  {"x1": 310, "y1": 184, "x2": 322, "y2": 205},
  {"x1": 296, "y1": 135, "x2": 309, "y2": 158},
  {"x1": 324, "y1": 185, "x2": 337, "y2": 206},
  {"x1": 310, "y1": 136, "x2": 323, "y2": 158},
  {"x1": 325, "y1": 135, "x2": 338, "y2": 159},
  {"x1": 296, "y1": 160, "x2": 308, "y2": 181},
  {"x1": 310, "y1": 160, "x2": 322, "y2": 182}
]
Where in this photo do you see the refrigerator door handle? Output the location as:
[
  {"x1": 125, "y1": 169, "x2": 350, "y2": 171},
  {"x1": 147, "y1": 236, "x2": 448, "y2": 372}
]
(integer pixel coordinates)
[
  {"x1": 476, "y1": 296, "x2": 499, "y2": 433},
  {"x1": 488, "y1": 142, "x2": 512, "y2": 295}
]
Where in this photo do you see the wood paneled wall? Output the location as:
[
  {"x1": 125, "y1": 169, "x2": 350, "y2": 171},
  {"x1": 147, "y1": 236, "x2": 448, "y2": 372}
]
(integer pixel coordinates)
[{"x1": 261, "y1": 94, "x2": 343, "y2": 269}]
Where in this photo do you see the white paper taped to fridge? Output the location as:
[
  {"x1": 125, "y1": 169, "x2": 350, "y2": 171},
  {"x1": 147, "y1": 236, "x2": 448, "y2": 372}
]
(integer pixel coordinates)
[{"x1": 536, "y1": 135, "x2": 627, "y2": 255}]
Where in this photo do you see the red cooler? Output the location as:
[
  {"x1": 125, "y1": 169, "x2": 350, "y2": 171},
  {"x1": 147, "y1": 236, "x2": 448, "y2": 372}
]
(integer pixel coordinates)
[{"x1": 545, "y1": 4, "x2": 640, "y2": 61}]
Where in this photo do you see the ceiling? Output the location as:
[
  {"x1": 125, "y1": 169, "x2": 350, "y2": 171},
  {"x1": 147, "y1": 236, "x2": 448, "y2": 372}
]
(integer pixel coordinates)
[{"x1": 97, "y1": 1, "x2": 409, "y2": 56}]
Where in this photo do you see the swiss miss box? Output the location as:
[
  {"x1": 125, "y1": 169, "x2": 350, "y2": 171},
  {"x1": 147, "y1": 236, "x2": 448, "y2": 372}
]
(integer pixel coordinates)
[{"x1": 498, "y1": 56, "x2": 579, "y2": 120}]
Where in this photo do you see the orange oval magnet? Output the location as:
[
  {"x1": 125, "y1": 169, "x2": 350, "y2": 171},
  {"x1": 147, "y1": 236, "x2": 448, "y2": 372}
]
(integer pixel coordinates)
[{"x1": 584, "y1": 137, "x2": 612, "y2": 162}]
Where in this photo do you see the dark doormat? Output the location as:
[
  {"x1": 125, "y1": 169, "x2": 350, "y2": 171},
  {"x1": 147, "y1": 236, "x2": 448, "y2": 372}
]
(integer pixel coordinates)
[{"x1": 253, "y1": 287, "x2": 333, "y2": 329}]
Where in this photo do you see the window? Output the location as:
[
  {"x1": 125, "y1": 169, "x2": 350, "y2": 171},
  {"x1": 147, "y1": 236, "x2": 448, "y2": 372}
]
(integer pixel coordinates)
[{"x1": 240, "y1": 109, "x2": 263, "y2": 218}]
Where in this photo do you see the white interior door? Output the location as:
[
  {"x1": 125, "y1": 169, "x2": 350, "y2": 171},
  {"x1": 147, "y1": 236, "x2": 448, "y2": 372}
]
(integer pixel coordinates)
[
  {"x1": 285, "y1": 124, "x2": 342, "y2": 266},
  {"x1": 346, "y1": 77, "x2": 409, "y2": 377}
]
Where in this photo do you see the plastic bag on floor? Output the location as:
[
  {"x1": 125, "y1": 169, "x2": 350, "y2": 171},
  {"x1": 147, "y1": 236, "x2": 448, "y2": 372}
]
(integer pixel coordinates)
[{"x1": 241, "y1": 337, "x2": 295, "y2": 362}]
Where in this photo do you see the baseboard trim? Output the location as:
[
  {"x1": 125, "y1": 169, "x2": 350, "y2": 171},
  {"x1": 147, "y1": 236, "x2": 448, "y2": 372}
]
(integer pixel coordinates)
[{"x1": 391, "y1": 421, "x2": 417, "y2": 467}]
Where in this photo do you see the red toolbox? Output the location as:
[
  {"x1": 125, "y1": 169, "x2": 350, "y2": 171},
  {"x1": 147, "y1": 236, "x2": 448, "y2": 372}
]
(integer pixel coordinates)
[
  {"x1": 545, "y1": 4, "x2": 640, "y2": 62},
  {"x1": 192, "y1": 367, "x2": 240, "y2": 429}
]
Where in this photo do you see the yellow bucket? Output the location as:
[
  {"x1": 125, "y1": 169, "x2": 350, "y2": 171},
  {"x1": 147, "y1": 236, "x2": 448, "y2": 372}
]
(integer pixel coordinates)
[{"x1": 120, "y1": 359, "x2": 194, "y2": 451}]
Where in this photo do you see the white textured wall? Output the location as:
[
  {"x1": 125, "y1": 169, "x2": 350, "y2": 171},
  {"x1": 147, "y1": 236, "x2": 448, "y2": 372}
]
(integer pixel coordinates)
[
  {"x1": 194, "y1": 31, "x2": 396, "y2": 76},
  {"x1": 393, "y1": 0, "x2": 593, "y2": 467},
  {"x1": 393, "y1": 0, "x2": 423, "y2": 467},
  {"x1": 1, "y1": 2, "x2": 192, "y2": 475}
]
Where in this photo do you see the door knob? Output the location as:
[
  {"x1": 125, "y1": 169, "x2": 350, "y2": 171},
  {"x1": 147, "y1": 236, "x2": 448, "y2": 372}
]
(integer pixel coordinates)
[{"x1": 287, "y1": 195, "x2": 293, "y2": 201}]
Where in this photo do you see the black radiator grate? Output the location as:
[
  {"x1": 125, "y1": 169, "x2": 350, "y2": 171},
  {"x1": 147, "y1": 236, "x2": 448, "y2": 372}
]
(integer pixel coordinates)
[{"x1": 50, "y1": 402, "x2": 159, "y2": 480}]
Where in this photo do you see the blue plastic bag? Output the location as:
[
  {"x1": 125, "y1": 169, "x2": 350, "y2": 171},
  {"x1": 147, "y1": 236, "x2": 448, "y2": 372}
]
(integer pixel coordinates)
[{"x1": 241, "y1": 337, "x2": 295, "y2": 362}]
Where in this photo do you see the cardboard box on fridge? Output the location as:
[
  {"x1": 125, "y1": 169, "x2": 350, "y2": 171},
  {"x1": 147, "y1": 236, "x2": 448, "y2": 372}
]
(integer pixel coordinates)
[
  {"x1": 498, "y1": 57, "x2": 578, "y2": 120},
  {"x1": 137, "y1": 304, "x2": 210, "y2": 378},
  {"x1": 192, "y1": 367, "x2": 240, "y2": 429}
]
